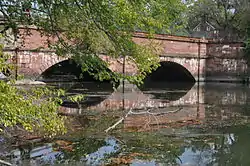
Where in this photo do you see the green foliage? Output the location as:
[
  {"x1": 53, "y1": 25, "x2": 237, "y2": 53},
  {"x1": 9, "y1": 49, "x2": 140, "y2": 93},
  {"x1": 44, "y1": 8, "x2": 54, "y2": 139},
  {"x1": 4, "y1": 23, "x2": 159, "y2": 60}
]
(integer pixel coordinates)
[
  {"x1": 0, "y1": 81, "x2": 67, "y2": 136},
  {"x1": 0, "y1": 45, "x2": 12, "y2": 74},
  {"x1": 244, "y1": 28, "x2": 250, "y2": 64},
  {"x1": 0, "y1": 44, "x2": 66, "y2": 136},
  {"x1": 67, "y1": 94, "x2": 85, "y2": 104},
  {"x1": 0, "y1": 83, "x2": 67, "y2": 136},
  {"x1": 185, "y1": 0, "x2": 250, "y2": 64},
  {"x1": 0, "y1": 0, "x2": 185, "y2": 84},
  {"x1": 56, "y1": 138, "x2": 106, "y2": 162},
  {"x1": 0, "y1": 0, "x2": 185, "y2": 137}
]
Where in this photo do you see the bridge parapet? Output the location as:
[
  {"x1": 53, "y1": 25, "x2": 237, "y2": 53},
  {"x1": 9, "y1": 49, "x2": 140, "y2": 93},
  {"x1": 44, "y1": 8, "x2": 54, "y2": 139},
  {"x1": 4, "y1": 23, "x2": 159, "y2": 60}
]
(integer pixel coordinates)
[{"x1": 133, "y1": 32, "x2": 207, "y2": 58}]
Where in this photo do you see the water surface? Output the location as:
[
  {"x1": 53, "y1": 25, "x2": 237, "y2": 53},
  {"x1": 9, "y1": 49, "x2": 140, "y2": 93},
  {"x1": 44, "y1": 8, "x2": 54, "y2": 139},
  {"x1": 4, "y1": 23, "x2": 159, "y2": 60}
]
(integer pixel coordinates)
[{"x1": 1, "y1": 82, "x2": 250, "y2": 166}]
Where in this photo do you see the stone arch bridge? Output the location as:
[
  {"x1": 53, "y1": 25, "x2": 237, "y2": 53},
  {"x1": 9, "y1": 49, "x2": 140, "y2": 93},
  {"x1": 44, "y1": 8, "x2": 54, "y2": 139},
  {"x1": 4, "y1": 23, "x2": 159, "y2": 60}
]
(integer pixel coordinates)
[{"x1": 2, "y1": 28, "x2": 248, "y2": 82}]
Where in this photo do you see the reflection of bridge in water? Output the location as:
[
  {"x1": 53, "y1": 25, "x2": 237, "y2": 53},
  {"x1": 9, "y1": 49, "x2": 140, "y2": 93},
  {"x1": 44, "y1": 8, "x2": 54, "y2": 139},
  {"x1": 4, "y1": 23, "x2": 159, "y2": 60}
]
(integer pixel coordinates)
[
  {"x1": 60, "y1": 82, "x2": 206, "y2": 129},
  {"x1": 86, "y1": 82, "x2": 204, "y2": 110},
  {"x1": 59, "y1": 82, "x2": 250, "y2": 130}
]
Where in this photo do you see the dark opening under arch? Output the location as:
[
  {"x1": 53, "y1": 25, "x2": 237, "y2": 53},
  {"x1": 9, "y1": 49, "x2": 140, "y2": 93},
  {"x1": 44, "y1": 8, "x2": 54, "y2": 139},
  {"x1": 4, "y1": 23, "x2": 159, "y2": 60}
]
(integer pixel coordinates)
[
  {"x1": 41, "y1": 59, "x2": 119, "y2": 109},
  {"x1": 145, "y1": 61, "x2": 195, "y2": 83},
  {"x1": 41, "y1": 59, "x2": 119, "y2": 84},
  {"x1": 140, "y1": 61, "x2": 196, "y2": 101},
  {"x1": 41, "y1": 59, "x2": 81, "y2": 81}
]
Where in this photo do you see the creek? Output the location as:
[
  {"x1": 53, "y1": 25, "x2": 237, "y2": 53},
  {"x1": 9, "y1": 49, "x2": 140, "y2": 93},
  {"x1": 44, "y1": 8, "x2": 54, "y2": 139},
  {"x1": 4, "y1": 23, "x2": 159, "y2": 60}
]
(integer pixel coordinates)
[{"x1": 1, "y1": 81, "x2": 250, "y2": 166}]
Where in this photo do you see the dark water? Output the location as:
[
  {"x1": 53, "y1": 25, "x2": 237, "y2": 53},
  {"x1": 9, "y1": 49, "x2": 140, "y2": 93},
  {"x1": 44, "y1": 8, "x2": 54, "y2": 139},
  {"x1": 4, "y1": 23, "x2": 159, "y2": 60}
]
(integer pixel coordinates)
[{"x1": 2, "y1": 82, "x2": 250, "y2": 166}]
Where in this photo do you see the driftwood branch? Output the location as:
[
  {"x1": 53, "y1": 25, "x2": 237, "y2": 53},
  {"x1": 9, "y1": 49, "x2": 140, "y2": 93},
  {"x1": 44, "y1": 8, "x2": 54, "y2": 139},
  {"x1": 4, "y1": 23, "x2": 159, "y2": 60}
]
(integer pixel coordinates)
[
  {"x1": 0, "y1": 159, "x2": 12, "y2": 166},
  {"x1": 105, "y1": 107, "x2": 183, "y2": 133},
  {"x1": 105, "y1": 109, "x2": 132, "y2": 133},
  {"x1": 130, "y1": 107, "x2": 183, "y2": 116}
]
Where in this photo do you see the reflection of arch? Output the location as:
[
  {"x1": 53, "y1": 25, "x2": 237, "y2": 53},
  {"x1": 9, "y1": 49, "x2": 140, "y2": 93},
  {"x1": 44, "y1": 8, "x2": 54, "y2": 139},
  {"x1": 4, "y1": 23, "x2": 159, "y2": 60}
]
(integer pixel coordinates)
[
  {"x1": 61, "y1": 82, "x2": 116, "y2": 109},
  {"x1": 59, "y1": 82, "x2": 204, "y2": 115},
  {"x1": 85, "y1": 83, "x2": 154, "y2": 111},
  {"x1": 141, "y1": 82, "x2": 194, "y2": 102},
  {"x1": 85, "y1": 82, "x2": 197, "y2": 111}
]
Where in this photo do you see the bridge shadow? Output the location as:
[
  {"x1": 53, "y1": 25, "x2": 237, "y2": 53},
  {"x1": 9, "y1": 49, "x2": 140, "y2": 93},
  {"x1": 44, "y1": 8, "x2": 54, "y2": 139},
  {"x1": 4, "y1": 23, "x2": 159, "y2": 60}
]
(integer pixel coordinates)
[
  {"x1": 139, "y1": 82, "x2": 195, "y2": 102},
  {"x1": 142, "y1": 61, "x2": 196, "y2": 83},
  {"x1": 59, "y1": 82, "x2": 116, "y2": 110}
]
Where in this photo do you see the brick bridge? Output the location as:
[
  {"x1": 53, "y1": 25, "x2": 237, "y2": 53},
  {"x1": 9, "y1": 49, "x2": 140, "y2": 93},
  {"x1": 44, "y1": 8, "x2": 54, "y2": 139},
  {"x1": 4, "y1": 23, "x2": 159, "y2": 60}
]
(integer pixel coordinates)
[{"x1": 2, "y1": 28, "x2": 248, "y2": 82}]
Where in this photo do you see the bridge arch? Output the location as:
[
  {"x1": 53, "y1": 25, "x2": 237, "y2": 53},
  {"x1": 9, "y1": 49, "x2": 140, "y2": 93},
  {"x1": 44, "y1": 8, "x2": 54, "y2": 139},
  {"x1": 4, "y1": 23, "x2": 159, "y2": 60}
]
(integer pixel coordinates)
[
  {"x1": 41, "y1": 59, "x2": 82, "y2": 81},
  {"x1": 16, "y1": 52, "x2": 129, "y2": 80},
  {"x1": 143, "y1": 61, "x2": 196, "y2": 83},
  {"x1": 38, "y1": 53, "x2": 139, "y2": 78},
  {"x1": 40, "y1": 58, "x2": 117, "y2": 83},
  {"x1": 158, "y1": 56, "x2": 200, "y2": 82},
  {"x1": 41, "y1": 58, "x2": 120, "y2": 111},
  {"x1": 140, "y1": 61, "x2": 195, "y2": 102}
]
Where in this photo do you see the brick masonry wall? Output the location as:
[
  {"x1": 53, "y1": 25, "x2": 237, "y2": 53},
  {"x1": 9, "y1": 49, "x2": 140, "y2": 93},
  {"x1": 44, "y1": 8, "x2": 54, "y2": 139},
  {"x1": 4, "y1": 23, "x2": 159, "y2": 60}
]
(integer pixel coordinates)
[
  {"x1": 133, "y1": 34, "x2": 207, "y2": 57},
  {"x1": 205, "y1": 43, "x2": 248, "y2": 81},
  {"x1": 18, "y1": 28, "x2": 58, "y2": 50},
  {"x1": 206, "y1": 58, "x2": 247, "y2": 77},
  {"x1": 99, "y1": 55, "x2": 138, "y2": 75},
  {"x1": 7, "y1": 50, "x2": 138, "y2": 79},
  {"x1": 207, "y1": 43, "x2": 244, "y2": 58},
  {"x1": 6, "y1": 50, "x2": 66, "y2": 79}
]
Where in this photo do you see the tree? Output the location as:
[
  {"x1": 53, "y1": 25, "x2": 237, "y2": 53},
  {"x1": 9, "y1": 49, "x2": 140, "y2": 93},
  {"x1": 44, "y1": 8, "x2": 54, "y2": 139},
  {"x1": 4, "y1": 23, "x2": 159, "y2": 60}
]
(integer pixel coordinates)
[
  {"x1": 0, "y1": 0, "x2": 186, "y2": 84},
  {"x1": 0, "y1": 1, "x2": 186, "y2": 135},
  {"x1": 185, "y1": 0, "x2": 250, "y2": 41},
  {"x1": 0, "y1": 42, "x2": 66, "y2": 136}
]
